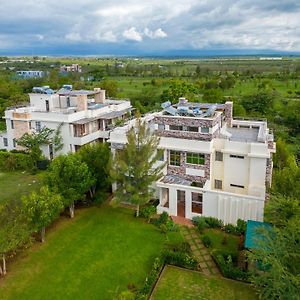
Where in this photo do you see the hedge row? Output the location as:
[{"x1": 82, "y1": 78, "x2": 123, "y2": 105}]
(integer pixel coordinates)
[{"x1": 0, "y1": 151, "x2": 34, "y2": 171}]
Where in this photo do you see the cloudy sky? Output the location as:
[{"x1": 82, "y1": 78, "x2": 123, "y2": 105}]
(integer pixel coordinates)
[{"x1": 0, "y1": 0, "x2": 299, "y2": 55}]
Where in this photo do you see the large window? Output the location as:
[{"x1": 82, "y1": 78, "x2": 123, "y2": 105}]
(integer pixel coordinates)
[
  {"x1": 35, "y1": 121, "x2": 41, "y2": 132},
  {"x1": 169, "y1": 150, "x2": 181, "y2": 166},
  {"x1": 201, "y1": 127, "x2": 209, "y2": 133},
  {"x1": 3, "y1": 137, "x2": 8, "y2": 147},
  {"x1": 192, "y1": 192, "x2": 203, "y2": 214},
  {"x1": 186, "y1": 152, "x2": 205, "y2": 165},
  {"x1": 169, "y1": 125, "x2": 183, "y2": 131}
]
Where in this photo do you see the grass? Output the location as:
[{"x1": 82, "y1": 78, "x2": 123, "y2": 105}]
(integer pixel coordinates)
[
  {"x1": 0, "y1": 171, "x2": 43, "y2": 204},
  {"x1": 0, "y1": 204, "x2": 181, "y2": 300},
  {"x1": 202, "y1": 228, "x2": 240, "y2": 256},
  {"x1": 151, "y1": 265, "x2": 257, "y2": 300}
]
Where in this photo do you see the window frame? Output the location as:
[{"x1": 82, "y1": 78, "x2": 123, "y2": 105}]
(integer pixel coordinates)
[
  {"x1": 186, "y1": 152, "x2": 205, "y2": 165},
  {"x1": 169, "y1": 150, "x2": 181, "y2": 166},
  {"x1": 215, "y1": 151, "x2": 223, "y2": 161},
  {"x1": 3, "y1": 137, "x2": 8, "y2": 147},
  {"x1": 191, "y1": 192, "x2": 203, "y2": 214},
  {"x1": 214, "y1": 179, "x2": 222, "y2": 190},
  {"x1": 169, "y1": 125, "x2": 183, "y2": 131}
]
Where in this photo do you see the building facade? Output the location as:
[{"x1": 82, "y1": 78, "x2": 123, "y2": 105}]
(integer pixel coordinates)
[
  {"x1": 109, "y1": 99, "x2": 275, "y2": 225},
  {"x1": 0, "y1": 85, "x2": 131, "y2": 159}
]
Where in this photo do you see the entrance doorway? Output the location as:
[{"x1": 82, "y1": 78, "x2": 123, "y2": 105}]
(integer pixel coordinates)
[{"x1": 177, "y1": 190, "x2": 186, "y2": 217}]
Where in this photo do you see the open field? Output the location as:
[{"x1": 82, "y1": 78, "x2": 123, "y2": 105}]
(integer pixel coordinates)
[
  {"x1": 0, "y1": 171, "x2": 43, "y2": 204},
  {"x1": 151, "y1": 265, "x2": 257, "y2": 300},
  {"x1": 0, "y1": 204, "x2": 182, "y2": 300}
]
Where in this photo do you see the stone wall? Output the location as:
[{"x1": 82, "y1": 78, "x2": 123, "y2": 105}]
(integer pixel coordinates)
[
  {"x1": 167, "y1": 151, "x2": 210, "y2": 184},
  {"x1": 224, "y1": 101, "x2": 233, "y2": 127},
  {"x1": 265, "y1": 156, "x2": 273, "y2": 188},
  {"x1": 14, "y1": 120, "x2": 30, "y2": 150}
]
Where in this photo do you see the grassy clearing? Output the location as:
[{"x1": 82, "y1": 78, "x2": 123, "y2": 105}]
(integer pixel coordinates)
[
  {"x1": 151, "y1": 265, "x2": 257, "y2": 300},
  {"x1": 0, "y1": 171, "x2": 43, "y2": 204},
  {"x1": 0, "y1": 204, "x2": 181, "y2": 300}
]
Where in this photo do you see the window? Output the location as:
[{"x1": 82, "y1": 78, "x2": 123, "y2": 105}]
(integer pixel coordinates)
[
  {"x1": 29, "y1": 121, "x2": 32, "y2": 129},
  {"x1": 67, "y1": 97, "x2": 71, "y2": 107},
  {"x1": 11, "y1": 120, "x2": 14, "y2": 129},
  {"x1": 35, "y1": 121, "x2": 41, "y2": 132},
  {"x1": 169, "y1": 125, "x2": 183, "y2": 131},
  {"x1": 170, "y1": 150, "x2": 181, "y2": 166},
  {"x1": 188, "y1": 126, "x2": 198, "y2": 132},
  {"x1": 158, "y1": 124, "x2": 165, "y2": 130},
  {"x1": 201, "y1": 127, "x2": 209, "y2": 133},
  {"x1": 13, "y1": 138, "x2": 16, "y2": 148},
  {"x1": 215, "y1": 151, "x2": 223, "y2": 161},
  {"x1": 192, "y1": 192, "x2": 203, "y2": 214},
  {"x1": 214, "y1": 179, "x2": 222, "y2": 189},
  {"x1": 159, "y1": 150, "x2": 164, "y2": 161},
  {"x1": 230, "y1": 154, "x2": 244, "y2": 159},
  {"x1": 230, "y1": 184, "x2": 244, "y2": 188},
  {"x1": 186, "y1": 152, "x2": 205, "y2": 165},
  {"x1": 3, "y1": 138, "x2": 8, "y2": 147}
]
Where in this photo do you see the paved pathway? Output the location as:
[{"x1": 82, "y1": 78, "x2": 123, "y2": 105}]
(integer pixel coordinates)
[{"x1": 181, "y1": 226, "x2": 221, "y2": 276}]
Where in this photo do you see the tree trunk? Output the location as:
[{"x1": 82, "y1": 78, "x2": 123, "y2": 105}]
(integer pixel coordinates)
[
  {"x1": 89, "y1": 186, "x2": 96, "y2": 199},
  {"x1": 136, "y1": 204, "x2": 140, "y2": 217},
  {"x1": 0, "y1": 261, "x2": 3, "y2": 276},
  {"x1": 69, "y1": 202, "x2": 75, "y2": 218},
  {"x1": 2, "y1": 254, "x2": 6, "y2": 276},
  {"x1": 41, "y1": 227, "x2": 46, "y2": 243}
]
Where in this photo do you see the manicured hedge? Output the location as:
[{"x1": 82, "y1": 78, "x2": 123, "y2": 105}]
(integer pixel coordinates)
[{"x1": 0, "y1": 151, "x2": 34, "y2": 171}]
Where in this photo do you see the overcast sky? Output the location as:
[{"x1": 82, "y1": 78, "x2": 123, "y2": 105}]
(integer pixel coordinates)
[{"x1": 0, "y1": 0, "x2": 299, "y2": 55}]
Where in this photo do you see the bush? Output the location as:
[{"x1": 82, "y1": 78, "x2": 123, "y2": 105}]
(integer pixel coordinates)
[
  {"x1": 36, "y1": 159, "x2": 49, "y2": 170},
  {"x1": 224, "y1": 224, "x2": 237, "y2": 234},
  {"x1": 154, "y1": 211, "x2": 169, "y2": 226},
  {"x1": 205, "y1": 217, "x2": 223, "y2": 228},
  {"x1": 0, "y1": 151, "x2": 34, "y2": 171},
  {"x1": 197, "y1": 218, "x2": 208, "y2": 233},
  {"x1": 211, "y1": 250, "x2": 248, "y2": 281},
  {"x1": 140, "y1": 206, "x2": 156, "y2": 220},
  {"x1": 201, "y1": 235, "x2": 212, "y2": 248},
  {"x1": 236, "y1": 219, "x2": 247, "y2": 235}
]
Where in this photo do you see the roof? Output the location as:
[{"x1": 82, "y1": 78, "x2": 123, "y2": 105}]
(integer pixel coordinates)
[
  {"x1": 244, "y1": 220, "x2": 272, "y2": 250},
  {"x1": 57, "y1": 89, "x2": 97, "y2": 96},
  {"x1": 99, "y1": 109, "x2": 130, "y2": 120}
]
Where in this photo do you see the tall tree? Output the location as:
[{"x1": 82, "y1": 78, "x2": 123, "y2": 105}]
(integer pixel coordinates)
[
  {"x1": 22, "y1": 186, "x2": 63, "y2": 242},
  {"x1": 0, "y1": 200, "x2": 31, "y2": 276},
  {"x1": 45, "y1": 154, "x2": 95, "y2": 218},
  {"x1": 111, "y1": 118, "x2": 165, "y2": 216},
  {"x1": 77, "y1": 143, "x2": 111, "y2": 198}
]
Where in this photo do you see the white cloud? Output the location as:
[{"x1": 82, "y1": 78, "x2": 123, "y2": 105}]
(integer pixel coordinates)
[
  {"x1": 123, "y1": 27, "x2": 143, "y2": 42},
  {"x1": 144, "y1": 28, "x2": 167, "y2": 39},
  {"x1": 65, "y1": 32, "x2": 82, "y2": 42}
]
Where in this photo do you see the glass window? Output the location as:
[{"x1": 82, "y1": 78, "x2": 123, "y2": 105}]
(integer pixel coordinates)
[
  {"x1": 192, "y1": 192, "x2": 203, "y2": 214},
  {"x1": 201, "y1": 127, "x2": 209, "y2": 133},
  {"x1": 158, "y1": 124, "x2": 165, "y2": 130},
  {"x1": 186, "y1": 152, "x2": 205, "y2": 165},
  {"x1": 188, "y1": 126, "x2": 198, "y2": 132},
  {"x1": 230, "y1": 154, "x2": 244, "y2": 159},
  {"x1": 13, "y1": 138, "x2": 16, "y2": 148},
  {"x1": 170, "y1": 150, "x2": 181, "y2": 166},
  {"x1": 214, "y1": 179, "x2": 222, "y2": 189},
  {"x1": 215, "y1": 151, "x2": 223, "y2": 161},
  {"x1": 3, "y1": 138, "x2": 8, "y2": 147},
  {"x1": 169, "y1": 125, "x2": 183, "y2": 131},
  {"x1": 11, "y1": 120, "x2": 14, "y2": 129},
  {"x1": 35, "y1": 121, "x2": 41, "y2": 132}
]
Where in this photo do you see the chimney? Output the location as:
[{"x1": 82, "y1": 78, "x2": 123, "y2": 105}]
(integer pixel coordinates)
[
  {"x1": 94, "y1": 88, "x2": 106, "y2": 103},
  {"x1": 77, "y1": 94, "x2": 88, "y2": 111},
  {"x1": 225, "y1": 101, "x2": 233, "y2": 127}
]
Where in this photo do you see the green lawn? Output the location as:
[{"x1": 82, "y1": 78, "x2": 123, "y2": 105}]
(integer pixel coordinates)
[
  {"x1": 202, "y1": 228, "x2": 240, "y2": 257},
  {"x1": 0, "y1": 171, "x2": 43, "y2": 204},
  {"x1": 0, "y1": 204, "x2": 180, "y2": 300},
  {"x1": 151, "y1": 265, "x2": 257, "y2": 300}
]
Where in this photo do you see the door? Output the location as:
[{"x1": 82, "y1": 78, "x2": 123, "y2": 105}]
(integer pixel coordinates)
[
  {"x1": 177, "y1": 190, "x2": 186, "y2": 217},
  {"x1": 45, "y1": 100, "x2": 49, "y2": 112}
]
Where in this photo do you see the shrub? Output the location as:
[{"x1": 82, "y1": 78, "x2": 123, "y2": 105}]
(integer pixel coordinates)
[
  {"x1": 140, "y1": 206, "x2": 156, "y2": 220},
  {"x1": 0, "y1": 151, "x2": 34, "y2": 171},
  {"x1": 155, "y1": 211, "x2": 169, "y2": 225},
  {"x1": 205, "y1": 217, "x2": 223, "y2": 228},
  {"x1": 192, "y1": 216, "x2": 202, "y2": 225},
  {"x1": 236, "y1": 219, "x2": 247, "y2": 235},
  {"x1": 201, "y1": 235, "x2": 212, "y2": 248},
  {"x1": 197, "y1": 218, "x2": 208, "y2": 233},
  {"x1": 224, "y1": 224, "x2": 237, "y2": 234}
]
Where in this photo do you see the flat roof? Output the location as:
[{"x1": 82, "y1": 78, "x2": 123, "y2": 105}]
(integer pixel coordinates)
[{"x1": 227, "y1": 127, "x2": 259, "y2": 143}]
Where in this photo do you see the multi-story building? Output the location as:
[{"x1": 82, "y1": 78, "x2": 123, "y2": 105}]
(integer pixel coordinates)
[
  {"x1": 109, "y1": 99, "x2": 275, "y2": 224},
  {"x1": 60, "y1": 64, "x2": 82, "y2": 73},
  {"x1": 16, "y1": 70, "x2": 45, "y2": 78},
  {"x1": 0, "y1": 85, "x2": 131, "y2": 159}
]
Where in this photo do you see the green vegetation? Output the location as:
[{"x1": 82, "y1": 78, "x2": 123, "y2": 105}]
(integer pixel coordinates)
[
  {"x1": 152, "y1": 265, "x2": 257, "y2": 300},
  {"x1": 0, "y1": 171, "x2": 42, "y2": 204},
  {"x1": 0, "y1": 205, "x2": 182, "y2": 299}
]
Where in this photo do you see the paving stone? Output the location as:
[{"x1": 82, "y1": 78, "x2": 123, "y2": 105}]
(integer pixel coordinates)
[
  {"x1": 203, "y1": 254, "x2": 211, "y2": 260},
  {"x1": 191, "y1": 244, "x2": 197, "y2": 251},
  {"x1": 202, "y1": 268, "x2": 210, "y2": 275},
  {"x1": 206, "y1": 261, "x2": 215, "y2": 267},
  {"x1": 199, "y1": 262, "x2": 207, "y2": 268}
]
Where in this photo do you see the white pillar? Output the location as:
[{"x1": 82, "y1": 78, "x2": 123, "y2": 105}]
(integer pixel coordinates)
[{"x1": 185, "y1": 190, "x2": 192, "y2": 219}]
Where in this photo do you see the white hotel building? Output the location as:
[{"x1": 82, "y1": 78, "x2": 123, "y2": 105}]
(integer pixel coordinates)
[
  {"x1": 109, "y1": 99, "x2": 275, "y2": 225},
  {"x1": 0, "y1": 86, "x2": 131, "y2": 158}
]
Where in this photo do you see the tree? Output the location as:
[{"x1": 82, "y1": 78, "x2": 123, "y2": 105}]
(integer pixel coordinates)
[
  {"x1": 22, "y1": 186, "x2": 63, "y2": 242},
  {"x1": 241, "y1": 90, "x2": 274, "y2": 114},
  {"x1": 45, "y1": 154, "x2": 95, "y2": 218},
  {"x1": 77, "y1": 143, "x2": 111, "y2": 198},
  {"x1": 111, "y1": 118, "x2": 165, "y2": 217},
  {"x1": 0, "y1": 201, "x2": 31, "y2": 276},
  {"x1": 249, "y1": 219, "x2": 300, "y2": 300}
]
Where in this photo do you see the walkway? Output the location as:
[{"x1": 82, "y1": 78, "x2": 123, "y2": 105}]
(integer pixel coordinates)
[{"x1": 181, "y1": 226, "x2": 221, "y2": 276}]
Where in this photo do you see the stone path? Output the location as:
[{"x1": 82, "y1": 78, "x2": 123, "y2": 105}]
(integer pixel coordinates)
[{"x1": 181, "y1": 226, "x2": 221, "y2": 276}]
